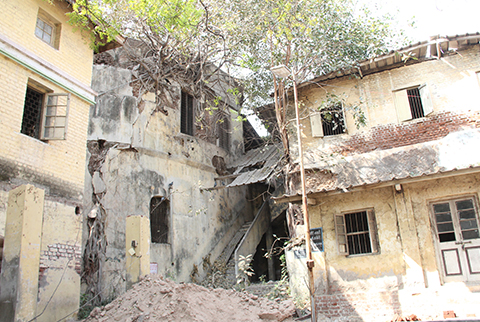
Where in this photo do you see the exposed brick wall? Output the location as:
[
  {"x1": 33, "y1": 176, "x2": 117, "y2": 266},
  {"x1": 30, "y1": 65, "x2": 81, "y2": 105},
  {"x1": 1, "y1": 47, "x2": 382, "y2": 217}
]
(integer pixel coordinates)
[
  {"x1": 335, "y1": 111, "x2": 480, "y2": 155},
  {"x1": 316, "y1": 292, "x2": 401, "y2": 321},
  {"x1": 39, "y1": 243, "x2": 82, "y2": 275}
]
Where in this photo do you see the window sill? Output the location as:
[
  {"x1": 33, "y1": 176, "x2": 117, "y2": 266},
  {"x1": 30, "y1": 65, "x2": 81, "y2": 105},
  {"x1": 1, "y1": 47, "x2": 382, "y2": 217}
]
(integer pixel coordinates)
[
  {"x1": 16, "y1": 132, "x2": 49, "y2": 145},
  {"x1": 345, "y1": 252, "x2": 379, "y2": 258}
]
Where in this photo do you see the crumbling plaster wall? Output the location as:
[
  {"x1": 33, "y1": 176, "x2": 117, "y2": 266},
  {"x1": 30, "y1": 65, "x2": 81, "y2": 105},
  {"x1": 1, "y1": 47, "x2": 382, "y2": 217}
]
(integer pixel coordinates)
[
  {"x1": 287, "y1": 172, "x2": 480, "y2": 320},
  {"x1": 289, "y1": 45, "x2": 480, "y2": 157},
  {"x1": 84, "y1": 64, "x2": 249, "y2": 298}
]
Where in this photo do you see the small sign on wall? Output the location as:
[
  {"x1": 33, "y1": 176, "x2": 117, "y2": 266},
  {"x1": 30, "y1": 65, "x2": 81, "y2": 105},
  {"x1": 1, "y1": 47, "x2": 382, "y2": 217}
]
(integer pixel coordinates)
[
  {"x1": 310, "y1": 227, "x2": 324, "y2": 252},
  {"x1": 150, "y1": 262, "x2": 158, "y2": 274}
]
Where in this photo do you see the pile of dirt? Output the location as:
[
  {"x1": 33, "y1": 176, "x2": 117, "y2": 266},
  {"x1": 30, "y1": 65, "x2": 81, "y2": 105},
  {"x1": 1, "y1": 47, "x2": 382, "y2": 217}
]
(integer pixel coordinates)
[{"x1": 84, "y1": 275, "x2": 296, "y2": 322}]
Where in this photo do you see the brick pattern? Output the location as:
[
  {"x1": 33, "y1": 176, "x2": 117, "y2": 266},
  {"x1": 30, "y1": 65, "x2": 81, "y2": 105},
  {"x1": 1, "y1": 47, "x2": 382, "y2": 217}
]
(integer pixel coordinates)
[
  {"x1": 39, "y1": 243, "x2": 82, "y2": 274},
  {"x1": 0, "y1": 55, "x2": 89, "y2": 192},
  {"x1": 335, "y1": 110, "x2": 480, "y2": 155},
  {"x1": 0, "y1": 0, "x2": 94, "y2": 85},
  {"x1": 316, "y1": 292, "x2": 401, "y2": 321}
]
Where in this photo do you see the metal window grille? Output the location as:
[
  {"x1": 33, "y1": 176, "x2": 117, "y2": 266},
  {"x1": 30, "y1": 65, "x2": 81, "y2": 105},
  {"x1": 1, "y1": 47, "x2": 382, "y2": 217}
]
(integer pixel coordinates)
[
  {"x1": 321, "y1": 104, "x2": 345, "y2": 136},
  {"x1": 21, "y1": 87, "x2": 44, "y2": 139},
  {"x1": 345, "y1": 211, "x2": 372, "y2": 255},
  {"x1": 407, "y1": 88, "x2": 425, "y2": 119},
  {"x1": 150, "y1": 197, "x2": 169, "y2": 244},
  {"x1": 181, "y1": 91, "x2": 194, "y2": 135}
]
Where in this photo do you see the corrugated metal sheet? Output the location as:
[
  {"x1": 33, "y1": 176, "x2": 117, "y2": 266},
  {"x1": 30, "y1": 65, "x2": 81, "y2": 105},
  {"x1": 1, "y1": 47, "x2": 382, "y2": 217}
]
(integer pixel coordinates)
[
  {"x1": 280, "y1": 128, "x2": 480, "y2": 198},
  {"x1": 300, "y1": 33, "x2": 480, "y2": 87},
  {"x1": 226, "y1": 144, "x2": 283, "y2": 187}
]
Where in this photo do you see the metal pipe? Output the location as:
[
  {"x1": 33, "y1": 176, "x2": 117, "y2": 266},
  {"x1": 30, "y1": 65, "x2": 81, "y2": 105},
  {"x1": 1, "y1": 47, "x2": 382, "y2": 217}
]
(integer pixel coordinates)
[{"x1": 292, "y1": 73, "x2": 316, "y2": 322}]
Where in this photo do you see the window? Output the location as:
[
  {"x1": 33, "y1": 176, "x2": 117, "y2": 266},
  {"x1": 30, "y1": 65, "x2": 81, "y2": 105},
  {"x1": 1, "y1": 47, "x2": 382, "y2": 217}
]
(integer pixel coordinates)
[
  {"x1": 310, "y1": 103, "x2": 346, "y2": 137},
  {"x1": 181, "y1": 91, "x2": 194, "y2": 135},
  {"x1": 393, "y1": 84, "x2": 433, "y2": 122},
  {"x1": 21, "y1": 84, "x2": 70, "y2": 140},
  {"x1": 335, "y1": 209, "x2": 379, "y2": 255},
  {"x1": 150, "y1": 197, "x2": 169, "y2": 244},
  {"x1": 216, "y1": 112, "x2": 230, "y2": 151},
  {"x1": 35, "y1": 9, "x2": 61, "y2": 49},
  {"x1": 432, "y1": 198, "x2": 479, "y2": 243}
]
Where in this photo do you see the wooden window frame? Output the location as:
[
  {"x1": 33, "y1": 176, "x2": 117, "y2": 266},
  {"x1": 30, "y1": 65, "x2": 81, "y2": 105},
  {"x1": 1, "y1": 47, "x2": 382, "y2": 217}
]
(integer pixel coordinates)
[
  {"x1": 393, "y1": 84, "x2": 433, "y2": 122},
  {"x1": 310, "y1": 103, "x2": 347, "y2": 138},
  {"x1": 35, "y1": 9, "x2": 61, "y2": 49},
  {"x1": 22, "y1": 81, "x2": 70, "y2": 141},
  {"x1": 335, "y1": 208, "x2": 379, "y2": 256}
]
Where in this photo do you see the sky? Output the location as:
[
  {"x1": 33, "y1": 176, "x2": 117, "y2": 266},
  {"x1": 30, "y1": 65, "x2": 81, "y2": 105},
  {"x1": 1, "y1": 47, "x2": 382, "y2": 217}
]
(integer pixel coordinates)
[
  {"x1": 247, "y1": 0, "x2": 480, "y2": 137},
  {"x1": 360, "y1": 0, "x2": 480, "y2": 42}
]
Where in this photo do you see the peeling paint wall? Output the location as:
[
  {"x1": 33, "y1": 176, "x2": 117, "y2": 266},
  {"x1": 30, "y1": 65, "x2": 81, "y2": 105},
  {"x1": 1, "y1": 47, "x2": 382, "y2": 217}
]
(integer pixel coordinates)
[
  {"x1": 84, "y1": 59, "x2": 250, "y2": 300},
  {"x1": 285, "y1": 44, "x2": 480, "y2": 321}
]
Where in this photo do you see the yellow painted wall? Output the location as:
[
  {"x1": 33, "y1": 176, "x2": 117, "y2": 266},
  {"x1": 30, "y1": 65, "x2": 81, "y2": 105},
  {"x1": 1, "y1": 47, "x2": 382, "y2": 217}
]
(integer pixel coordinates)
[
  {"x1": 294, "y1": 45, "x2": 480, "y2": 151},
  {"x1": 0, "y1": 56, "x2": 90, "y2": 193},
  {"x1": 0, "y1": 0, "x2": 94, "y2": 85}
]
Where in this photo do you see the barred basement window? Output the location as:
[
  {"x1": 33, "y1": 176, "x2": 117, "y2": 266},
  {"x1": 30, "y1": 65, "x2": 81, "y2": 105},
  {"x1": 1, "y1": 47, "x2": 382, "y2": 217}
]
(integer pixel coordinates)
[
  {"x1": 310, "y1": 103, "x2": 346, "y2": 137},
  {"x1": 335, "y1": 209, "x2": 379, "y2": 256},
  {"x1": 150, "y1": 197, "x2": 169, "y2": 244},
  {"x1": 21, "y1": 85, "x2": 70, "y2": 140},
  {"x1": 216, "y1": 112, "x2": 230, "y2": 151},
  {"x1": 393, "y1": 84, "x2": 433, "y2": 122},
  {"x1": 181, "y1": 91, "x2": 194, "y2": 136}
]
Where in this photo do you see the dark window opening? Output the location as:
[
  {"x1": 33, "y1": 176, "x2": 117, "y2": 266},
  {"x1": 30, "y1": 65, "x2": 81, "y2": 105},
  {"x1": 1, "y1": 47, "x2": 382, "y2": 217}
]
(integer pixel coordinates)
[
  {"x1": 345, "y1": 211, "x2": 372, "y2": 255},
  {"x1": 21, "y1": 87, "x2": 44, "y2": 139},
  {"x1": 181, "y1": 91, "x2": 194, "y2": 135},
  {"x1": 407, "y1": 88, "x2": 425, "y2": 119},
  {"x1": 217, "y1": 113, "x2": 230, "y2": 151},
  {"x1": 321, "y1": 104, "x2": 345, "y2": 136},
  {"x1": 150, "y1": 197, "x2": 169, "y2": 244}
]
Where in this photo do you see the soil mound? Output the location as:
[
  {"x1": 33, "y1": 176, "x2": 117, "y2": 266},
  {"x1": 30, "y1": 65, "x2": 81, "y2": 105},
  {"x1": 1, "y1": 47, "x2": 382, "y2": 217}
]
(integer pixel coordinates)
[{"x1": 85, "y1": 275, "x2": 295, "y2": 322}]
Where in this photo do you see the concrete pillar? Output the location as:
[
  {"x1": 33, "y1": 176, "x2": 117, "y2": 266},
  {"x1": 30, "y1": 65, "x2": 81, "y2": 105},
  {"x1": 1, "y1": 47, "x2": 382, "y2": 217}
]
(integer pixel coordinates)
[
  {"x1": 0, "y1": 185, "x2": 45, "y2": 322},
  {"x1": 125, "y1": 215, "x2": 150, "y2": 289},
  {"x1": 392, "y1": 186, "x2": 426, "y2": 289}
]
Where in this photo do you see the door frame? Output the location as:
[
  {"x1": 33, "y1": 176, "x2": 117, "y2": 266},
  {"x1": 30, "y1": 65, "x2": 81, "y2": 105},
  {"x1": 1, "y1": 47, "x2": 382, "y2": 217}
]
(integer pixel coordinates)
[{"x1": 428, "y1": 194, "x2": 480, "y2": 284}]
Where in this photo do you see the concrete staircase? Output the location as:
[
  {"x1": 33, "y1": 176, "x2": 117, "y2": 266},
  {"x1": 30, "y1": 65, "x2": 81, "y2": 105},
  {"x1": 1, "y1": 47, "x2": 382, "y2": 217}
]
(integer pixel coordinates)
[{"x1": 217, "y1": 221, "x2": 252, "y2": 285}]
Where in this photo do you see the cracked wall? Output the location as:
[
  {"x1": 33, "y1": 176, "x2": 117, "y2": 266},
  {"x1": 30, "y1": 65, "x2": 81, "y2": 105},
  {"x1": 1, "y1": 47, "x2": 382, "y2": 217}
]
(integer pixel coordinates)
[{"x1": 83, "y1": 60, "x2": 249, "y2": 300}]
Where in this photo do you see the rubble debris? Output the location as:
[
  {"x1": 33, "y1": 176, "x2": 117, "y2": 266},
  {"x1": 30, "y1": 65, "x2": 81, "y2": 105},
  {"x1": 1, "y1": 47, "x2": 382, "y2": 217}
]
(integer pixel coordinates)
[
  {"x1": 390, "y1": 314, "x2": 420, "y2": 321},
  {"x1": 83, "y1": 275, "x2": 295, "y2": 322}
]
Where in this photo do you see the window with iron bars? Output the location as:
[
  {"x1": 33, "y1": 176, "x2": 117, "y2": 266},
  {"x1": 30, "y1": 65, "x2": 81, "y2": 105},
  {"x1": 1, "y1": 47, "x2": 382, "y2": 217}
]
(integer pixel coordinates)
[
  {"x1": 335, "y1": 209, "x2": 379, "y2": 256},
  {"x1": 150, "y1": 197, "x2": 169, "y2": 244},
  {"x1": 310, "y1": 103, "x2": 346, "y2": 137},
  {"x1": 394, "y1": 84, "x2": 433, "y2": 122},
  {"x1": 21, "y1": 84, "x2": 70, "y2": 140},
  {"x1": 181, "y1": 91, "x2": 194, "y2": 136}
]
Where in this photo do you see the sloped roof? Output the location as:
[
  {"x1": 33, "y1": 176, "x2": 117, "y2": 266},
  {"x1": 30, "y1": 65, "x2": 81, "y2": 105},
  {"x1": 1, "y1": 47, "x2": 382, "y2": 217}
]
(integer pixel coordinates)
[
  {"x1": 226, "y1": 144, "x2": 283, "y2": 187},
  {"x1": 300, "y1": 32, "x2": 480, "y2": 87},
  {"x1": 278, "y1": 128, "x2": 480, "y2": 199}
]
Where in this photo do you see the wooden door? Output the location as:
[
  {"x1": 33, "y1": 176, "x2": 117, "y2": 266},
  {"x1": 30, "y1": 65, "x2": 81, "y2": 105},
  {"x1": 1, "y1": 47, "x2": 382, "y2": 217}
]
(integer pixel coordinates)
[{"x1": 432, "y1": 197, "x2": 480, "y2": 282}]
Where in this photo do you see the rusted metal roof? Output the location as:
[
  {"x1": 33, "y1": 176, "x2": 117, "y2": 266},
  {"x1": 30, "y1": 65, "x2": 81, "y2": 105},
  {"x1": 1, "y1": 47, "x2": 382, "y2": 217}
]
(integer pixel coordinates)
[
  {"x1": 277, "y1": 129, "x2": 480, "y2": 199},
  {"x1": 299, "y1": 32, "x2": 480, "y2": 88},
  {"x1": 226, "y1": 144, "x2": 283, "y2": 187}
]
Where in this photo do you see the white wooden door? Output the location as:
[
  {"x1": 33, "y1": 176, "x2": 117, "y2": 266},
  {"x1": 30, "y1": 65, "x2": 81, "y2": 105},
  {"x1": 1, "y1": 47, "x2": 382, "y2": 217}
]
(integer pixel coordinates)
[{"x1": 432, "y1": 197, "x2": 480, "y2": 282}]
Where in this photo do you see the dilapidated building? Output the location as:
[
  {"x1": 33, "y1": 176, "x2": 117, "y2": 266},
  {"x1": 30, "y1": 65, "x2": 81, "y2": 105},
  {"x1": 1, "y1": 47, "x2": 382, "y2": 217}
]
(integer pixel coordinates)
[
  {"x1": 268, "y1": 33, "x2": 480, "y2": 321},
  {"x1": 81, "y1": 43, "x2": 288, "y2": 304}
]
